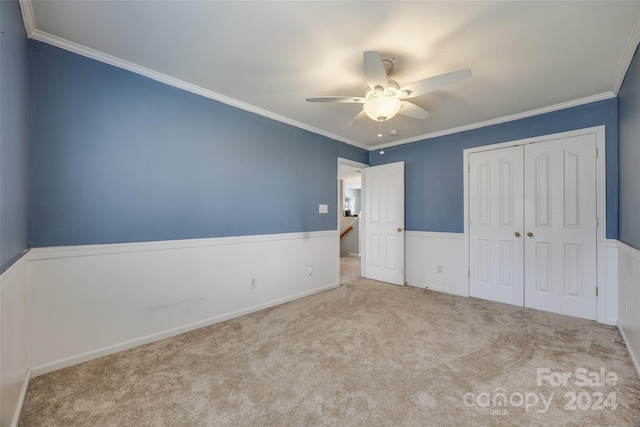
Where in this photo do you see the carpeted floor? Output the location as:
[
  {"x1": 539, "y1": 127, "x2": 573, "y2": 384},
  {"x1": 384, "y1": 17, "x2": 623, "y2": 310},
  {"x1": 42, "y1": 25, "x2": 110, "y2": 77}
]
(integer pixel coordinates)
[
  {"x1": 340, "y1": 255, "x2": 361, "y2": 285},
  {"x1": 19, "y1": 257, "x2": 640, "y2": 426}
]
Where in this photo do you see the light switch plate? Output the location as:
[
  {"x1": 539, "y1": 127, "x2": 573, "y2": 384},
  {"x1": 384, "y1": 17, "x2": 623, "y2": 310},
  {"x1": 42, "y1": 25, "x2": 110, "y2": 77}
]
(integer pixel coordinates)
[{"x1": 319, "y1": 204, "x2": 328, "y2": 214}]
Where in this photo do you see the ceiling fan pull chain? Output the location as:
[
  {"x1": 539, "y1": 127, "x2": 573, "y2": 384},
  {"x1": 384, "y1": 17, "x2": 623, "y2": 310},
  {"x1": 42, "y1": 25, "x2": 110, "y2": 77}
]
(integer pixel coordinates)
[{"x1": 379, "y1": 120, "x2": 385, "y2": 155}]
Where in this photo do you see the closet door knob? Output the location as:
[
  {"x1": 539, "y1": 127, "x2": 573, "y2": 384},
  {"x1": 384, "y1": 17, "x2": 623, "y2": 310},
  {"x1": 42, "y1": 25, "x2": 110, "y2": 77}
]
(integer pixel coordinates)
[
  {"x1": 527, "y1": 232, "x2": 534, "y2": 237},
  {"x1": 397, "y1": 227, "x2": 403, "y2": 232},
  {"x1": 515, "y1": 232, "x2": 521, "y2": 237}
]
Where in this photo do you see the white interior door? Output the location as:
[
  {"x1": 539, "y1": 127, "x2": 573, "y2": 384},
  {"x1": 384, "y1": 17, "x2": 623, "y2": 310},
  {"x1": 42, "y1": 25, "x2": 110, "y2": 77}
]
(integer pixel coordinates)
[
  {"x1": 524, "y1": 134, "x2": 597, "y2": 319},
  {"x1": 363, "y1": 162, "x2": 405, "y2": 285},
  {"x1": 469, "y1": 146, "x2": 525, "y2": 306}
]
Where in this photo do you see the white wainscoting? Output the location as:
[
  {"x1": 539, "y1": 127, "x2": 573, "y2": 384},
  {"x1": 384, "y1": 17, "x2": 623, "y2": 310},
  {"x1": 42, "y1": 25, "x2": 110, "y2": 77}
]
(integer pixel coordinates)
[
  {"x1": 1, "y1": 254, "x2": 30, "y2": 427},
  {"x1": 28, "y1": 231, "x2": 338, "y2": 376},
  {"x1": 606, "y1": 240, "x2": 619, "y2": 326},
  {"x1": 617, "y1": 241, "x2": 640, "y2": 377},
  {"x1": 405, "y1": 231, "x2": 468, "y2": 297},
  {"x1": 405, "y1": 232, "x2": 619, "y2": 326}
]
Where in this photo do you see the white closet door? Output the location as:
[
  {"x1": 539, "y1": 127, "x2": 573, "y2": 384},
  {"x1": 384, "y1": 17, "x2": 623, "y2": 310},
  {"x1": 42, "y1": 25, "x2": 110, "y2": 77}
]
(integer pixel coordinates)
[
  {"x1": 469, "y1": 146, "x2": 524, "y2": 306},
  {"x1": 524, "y1": 134, "x2": 597, "y2": 320}
]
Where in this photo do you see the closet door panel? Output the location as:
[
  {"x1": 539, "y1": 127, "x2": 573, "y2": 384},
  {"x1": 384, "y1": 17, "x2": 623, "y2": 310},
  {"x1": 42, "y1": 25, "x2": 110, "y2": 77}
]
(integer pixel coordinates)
[
  {"x1": 523, "y1": 134, "x2": 597, "y2": 320},
  {"x1": 469, "y1": 147, "x2": 524, "y2": 306}
]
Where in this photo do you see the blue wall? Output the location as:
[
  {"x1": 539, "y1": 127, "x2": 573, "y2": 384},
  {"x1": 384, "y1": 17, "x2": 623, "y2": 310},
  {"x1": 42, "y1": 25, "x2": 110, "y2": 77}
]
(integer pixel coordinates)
[
  {"x1": 0, "y1": 1, "x2": 29, "y2": 270},
  {"x1": 29, "y1": 41, "x2": 368, "y2": 247},
  {"x1": 618, "y1": 45, "x2": 640, "y2": 250},
  {"x1": 370, "y1": 99, "x2": 619, "y2": 238}
]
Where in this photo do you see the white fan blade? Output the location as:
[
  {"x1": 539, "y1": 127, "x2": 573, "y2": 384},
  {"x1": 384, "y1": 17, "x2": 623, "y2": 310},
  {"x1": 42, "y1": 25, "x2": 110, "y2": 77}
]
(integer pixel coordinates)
[
  {"x1": 349, "y1": 110, "x2": 367, "y2": 126},
  {"x1": 398, "y1": 68, "x2": 471, "y2": 99},
  {"x1": 306, "y1": 96, "x2": 365, "y2": 103},
  {"x1": 363, "y1": 51, "x2": 388, "y2": 91},
  {"x1": 399, "y1": 101, "x2": 430, "y2": 119}
]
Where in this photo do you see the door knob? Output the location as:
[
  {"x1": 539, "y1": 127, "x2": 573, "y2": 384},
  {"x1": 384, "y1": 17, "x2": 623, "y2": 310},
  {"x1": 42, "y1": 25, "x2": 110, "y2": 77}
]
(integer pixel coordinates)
[
  {"x1": 527, "y1": 232, "x2": 534, "y2": 237},
  {"x1": 397, "y1": 227, "x2": 403, "y2": 232},
  {"x1": 515, "y1": 232, "x2": 521, "y2": 237}
]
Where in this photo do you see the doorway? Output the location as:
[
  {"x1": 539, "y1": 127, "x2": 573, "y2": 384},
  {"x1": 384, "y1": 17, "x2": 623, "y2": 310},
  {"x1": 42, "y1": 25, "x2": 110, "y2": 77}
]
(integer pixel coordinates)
[{"x1": 338, "y1": 158, "x2": 367, "y2": 285}]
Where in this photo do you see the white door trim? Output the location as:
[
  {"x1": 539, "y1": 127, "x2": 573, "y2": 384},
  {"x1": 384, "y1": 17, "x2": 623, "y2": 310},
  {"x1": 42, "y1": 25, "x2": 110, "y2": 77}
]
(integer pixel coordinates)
[
  {"x1": 463, "y1": 125, "x2": 608, "y2": 323},
  {"x1": 337, "y1": 158, "x2": 368, "y2": 281}
]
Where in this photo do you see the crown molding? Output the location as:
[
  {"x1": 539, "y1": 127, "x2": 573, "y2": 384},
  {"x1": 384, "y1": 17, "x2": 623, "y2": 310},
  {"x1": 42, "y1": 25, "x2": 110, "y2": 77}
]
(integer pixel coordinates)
[
  {"x1": 17, "y1": 0, "x2": 631, "y2": 154},
  {"x1": 18, "y1": 0, "x2": 36, "y2": 37},
  {"x1": 370, "y1": 92, "x2": 616, "y2": 151},
  {"x1": 613, "y1": 8, "x2": 640, "y2": 95},
  {"x1": 25, "y1": 27, "x2": 370, "y2": 151}
]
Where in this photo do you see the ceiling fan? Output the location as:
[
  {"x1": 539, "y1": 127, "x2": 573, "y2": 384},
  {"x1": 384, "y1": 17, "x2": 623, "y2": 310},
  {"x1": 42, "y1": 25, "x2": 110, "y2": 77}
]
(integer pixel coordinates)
[{"x1": 306, "y1": 51, "x2": 471, "y2": 126}]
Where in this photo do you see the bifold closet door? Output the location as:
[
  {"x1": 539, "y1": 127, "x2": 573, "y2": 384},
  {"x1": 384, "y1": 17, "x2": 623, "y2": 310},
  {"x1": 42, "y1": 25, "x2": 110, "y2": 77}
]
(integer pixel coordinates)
[
  {"x1": 523, "y1": 134, "x2": 597, "y2": 320},
  {"x1": 469, "y1": 133, "x2": 598, "y2": 320},
  {"x1": 469, "y1": 146, "x2": 524, "y2": 306}
]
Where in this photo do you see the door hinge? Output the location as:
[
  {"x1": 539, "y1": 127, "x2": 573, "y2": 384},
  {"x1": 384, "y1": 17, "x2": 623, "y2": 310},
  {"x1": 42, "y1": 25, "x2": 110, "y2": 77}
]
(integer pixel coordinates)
[
  {"x1": 468, "y1": 269, "x2": 470, "y2": 278},
  {"x1": 596, "y1": 286, "x2": 599, "y2": 297},
  {"x1": 596, "y1": 217, "x2": 598, "y2": 227},
  {"x1": 595, "y1": 148, "x2": 599, "y2": 158}
]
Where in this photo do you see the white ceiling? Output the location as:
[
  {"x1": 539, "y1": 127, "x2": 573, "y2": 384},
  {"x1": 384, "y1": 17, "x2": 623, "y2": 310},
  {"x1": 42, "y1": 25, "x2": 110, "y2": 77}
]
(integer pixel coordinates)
[{"x1": 21, "y1": 1, "x2": 640, "y2": 150}]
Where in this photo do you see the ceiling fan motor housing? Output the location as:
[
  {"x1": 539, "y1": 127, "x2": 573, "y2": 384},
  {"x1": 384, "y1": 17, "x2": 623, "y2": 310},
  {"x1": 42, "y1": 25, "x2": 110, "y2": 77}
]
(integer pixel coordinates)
[{"x1": 365, "y1": 80, "x2": 399, "y2": 100}]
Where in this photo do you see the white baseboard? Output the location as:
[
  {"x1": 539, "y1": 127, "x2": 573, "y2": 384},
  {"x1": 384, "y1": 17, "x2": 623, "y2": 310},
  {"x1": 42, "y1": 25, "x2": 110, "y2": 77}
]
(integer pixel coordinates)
[
  {"x1": 618, "y1": 325, "x2": 640, "y2": 381},
  {"x1": 9, "y1": 369, "x2": 30, "y2": 427},
  {"x1": 408, "y1": 283, "x2": 469, "y2": 298},
  {"x1": 27, "y1": 231, "x2": 339, "y2": 376}
]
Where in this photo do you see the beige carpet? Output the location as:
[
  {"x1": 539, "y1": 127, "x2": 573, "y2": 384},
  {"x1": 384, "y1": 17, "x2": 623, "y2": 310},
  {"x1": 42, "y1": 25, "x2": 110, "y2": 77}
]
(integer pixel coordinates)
[
  {"x1": 20, "y1": 260, "x2": 640, "y2": 426},
  {"x1": 340, "y1": 255, "x2": 361, "y2": 285}
]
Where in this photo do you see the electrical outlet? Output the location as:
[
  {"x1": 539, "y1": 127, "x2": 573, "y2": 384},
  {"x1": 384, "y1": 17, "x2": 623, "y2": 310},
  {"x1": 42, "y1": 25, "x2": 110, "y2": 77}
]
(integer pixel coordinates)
[
  {"x1": 250, "y1": 278, "x2": 257, "y2": 289},
  {"x1": 308, "y1": 266, "x2": 313, "y2": 275},
  {"x1": 436, "y1": 264, "x2": 443, "y2": 274}
]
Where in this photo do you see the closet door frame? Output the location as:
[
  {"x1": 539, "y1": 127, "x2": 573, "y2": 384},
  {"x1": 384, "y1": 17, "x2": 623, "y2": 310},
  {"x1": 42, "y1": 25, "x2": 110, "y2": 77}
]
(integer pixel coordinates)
[{"x1": 463, "y1": 126, "x2": 608, "y2": 324}]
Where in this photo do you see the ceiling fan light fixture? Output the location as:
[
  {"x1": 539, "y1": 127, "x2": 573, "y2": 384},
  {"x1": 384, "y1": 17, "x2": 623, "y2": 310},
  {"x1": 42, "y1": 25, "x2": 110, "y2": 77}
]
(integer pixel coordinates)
[
  {"x1": 306, "y1": 51, "x2": 470, "y2": 131},
  {"x1": 363, "y1": 97, "x2": 401, "y2": 121}
]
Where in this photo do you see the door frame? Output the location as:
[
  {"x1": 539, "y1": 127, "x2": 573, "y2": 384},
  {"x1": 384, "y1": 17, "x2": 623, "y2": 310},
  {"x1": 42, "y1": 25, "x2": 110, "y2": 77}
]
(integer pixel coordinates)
[
  {"x1": 337, "y1": 158, "x2": 368, "y2": 282},
  {"x1": 463, "y1": 125, "x2": 608, "y2": 323}
]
